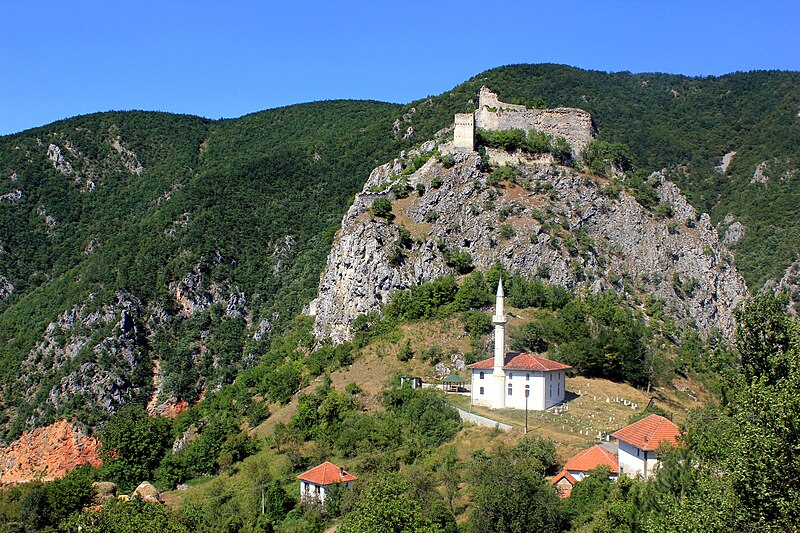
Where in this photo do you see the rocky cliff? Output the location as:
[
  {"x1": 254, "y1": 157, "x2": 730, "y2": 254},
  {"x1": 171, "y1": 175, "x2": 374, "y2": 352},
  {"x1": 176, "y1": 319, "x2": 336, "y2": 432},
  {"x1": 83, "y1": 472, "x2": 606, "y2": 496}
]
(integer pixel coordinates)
[
  {"x1": 0, "y1": 419, "x2": 100, "y2": 484},
  {"x1": 311, "y1": 141, "x2": 749, "y2": 344}
]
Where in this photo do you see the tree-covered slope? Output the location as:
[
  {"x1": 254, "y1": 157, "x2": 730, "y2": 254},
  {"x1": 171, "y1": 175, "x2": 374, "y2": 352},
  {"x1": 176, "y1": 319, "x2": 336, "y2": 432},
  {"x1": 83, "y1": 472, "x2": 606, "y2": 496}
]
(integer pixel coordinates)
[{"x1": 0, "y1": 64, "x2": 798, "y2": 438}]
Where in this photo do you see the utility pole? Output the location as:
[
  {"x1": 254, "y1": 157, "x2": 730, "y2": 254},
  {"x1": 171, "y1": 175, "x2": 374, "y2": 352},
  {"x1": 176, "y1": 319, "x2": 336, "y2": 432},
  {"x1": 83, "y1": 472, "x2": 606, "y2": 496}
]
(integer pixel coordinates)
[
  {"x1": 261, "y1": 481, "x2": 265, "y2": 515},
  {"x1": 525, "y1": 389, "x2": 529, "y2": 434}
]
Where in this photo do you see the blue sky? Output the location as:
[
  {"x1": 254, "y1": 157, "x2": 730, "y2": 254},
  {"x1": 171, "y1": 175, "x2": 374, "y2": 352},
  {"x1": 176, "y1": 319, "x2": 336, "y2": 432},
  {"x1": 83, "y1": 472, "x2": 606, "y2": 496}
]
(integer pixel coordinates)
[{"x1": 2, "y1": 0, "x2": 798, "y2": 135}]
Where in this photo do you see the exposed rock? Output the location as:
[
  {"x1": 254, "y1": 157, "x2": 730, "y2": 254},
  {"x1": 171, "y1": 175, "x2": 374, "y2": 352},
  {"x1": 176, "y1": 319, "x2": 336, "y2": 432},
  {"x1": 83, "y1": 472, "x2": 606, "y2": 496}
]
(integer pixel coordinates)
[
  {"x1": 47, "y1": 144, "x2": 73, "y2": 175},
  {"x1": 0, "y1": 276, "x2": 13, "y2": 300},
  {"x1": 312, "y1": 146, "x2": 749, "y2": 344},
  {"x1": 715, "y1": 151, "x2": 736, "y2": 173},
  {"x1": 768, "y1": 257, "x2": 800, "y2": 314},
  {"x1": 751, "y1": 161, "x2": 770, "y2": 185},
  {"x1": 0, "y1": 420, "x2": 100, "y2": 484},
  {"x1": 93, "y1": 481, "x2": 118, "y2": 503},
  {"x1": 133, "y1": 481, "x2": 162, "y2": 503},
  {"x1": 0, "y1": 190, "x2": 22, "y2": 203},
  {"x1": 20, "y1": 291, "x2": 152, "y2": 424},
  {"x1": 111, "y1": 137, "x2": 144, "y2": 175},
  {"x1": 722, "y1": 221, "x2": 745, "y2": 247},
  {"x1": 171, "y1": 259, "x2": 248, "y2": 319}
]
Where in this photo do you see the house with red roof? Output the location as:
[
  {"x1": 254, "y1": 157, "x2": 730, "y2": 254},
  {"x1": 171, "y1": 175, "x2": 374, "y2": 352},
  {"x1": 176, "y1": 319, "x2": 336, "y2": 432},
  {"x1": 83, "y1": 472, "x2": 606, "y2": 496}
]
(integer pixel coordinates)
[
  {"x1": 467, "y1": 281, "x2": 570, "y2": 410},
  {"x1": 612, "y1": 414, "x2": 681, "y2": 478},
  {"x1": 297, "y1": 461, "x2": 357, "y2": 504},
  {"x1": 551, "y1": 445, "x2": 619, "y2": 498}
]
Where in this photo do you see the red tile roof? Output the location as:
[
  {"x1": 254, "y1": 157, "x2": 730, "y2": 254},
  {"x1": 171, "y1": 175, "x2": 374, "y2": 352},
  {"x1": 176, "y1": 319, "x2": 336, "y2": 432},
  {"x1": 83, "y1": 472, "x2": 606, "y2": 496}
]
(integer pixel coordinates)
[
  {"x1": 297, "y1": 461, "x2": 357, "y2": 486},
  {"x1": 612, "y1": 414, "x2": 681, "y2": 451},
  {"x1": 564, "y1": 445, "x2": 619, "y2": 474},
  {"x1": 551, "y1": 469, "x2": 577, "y2": 498},
  {"x1": 467, "y1": 352, "x2": 571, "y2": 372}
]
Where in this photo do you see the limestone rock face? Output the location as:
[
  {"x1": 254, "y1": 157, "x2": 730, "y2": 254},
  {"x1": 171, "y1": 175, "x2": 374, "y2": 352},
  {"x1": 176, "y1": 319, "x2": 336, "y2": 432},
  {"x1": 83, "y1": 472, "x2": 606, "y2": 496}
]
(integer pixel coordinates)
[
  {"x1": 0, "y1": 419, "x2": 100, "y2": 484},
  {"x1": 312, "y1": 144, "x2": 749, "y2": 344}
]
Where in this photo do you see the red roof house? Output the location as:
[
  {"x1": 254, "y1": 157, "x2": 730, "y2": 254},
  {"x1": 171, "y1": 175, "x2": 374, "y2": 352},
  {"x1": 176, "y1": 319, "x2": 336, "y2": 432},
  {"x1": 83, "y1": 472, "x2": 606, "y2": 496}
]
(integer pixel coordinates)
[
  {"x1": 612, "y1": 414, "x2": 681, "y2": 478},
  {"x1": 297, "y1": 461, "x2": 357, "y2": 503},
  {"x1": 551, "y1": 445, "x2": 620, "y2": 498}
]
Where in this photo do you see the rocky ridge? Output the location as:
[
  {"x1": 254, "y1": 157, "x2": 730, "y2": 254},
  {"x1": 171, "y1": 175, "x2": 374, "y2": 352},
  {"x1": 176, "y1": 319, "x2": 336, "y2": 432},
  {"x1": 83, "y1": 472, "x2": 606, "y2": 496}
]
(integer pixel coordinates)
[{"x1": 311, "y1": 141, "x2": 749, "y2": 344}]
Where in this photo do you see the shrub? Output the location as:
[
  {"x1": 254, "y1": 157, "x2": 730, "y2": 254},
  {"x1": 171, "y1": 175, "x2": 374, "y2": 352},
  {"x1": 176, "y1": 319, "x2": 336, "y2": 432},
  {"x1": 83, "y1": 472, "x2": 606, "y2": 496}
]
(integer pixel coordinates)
[{"x1": 370, "y1": 198, "x2": 393, "y2": 219}]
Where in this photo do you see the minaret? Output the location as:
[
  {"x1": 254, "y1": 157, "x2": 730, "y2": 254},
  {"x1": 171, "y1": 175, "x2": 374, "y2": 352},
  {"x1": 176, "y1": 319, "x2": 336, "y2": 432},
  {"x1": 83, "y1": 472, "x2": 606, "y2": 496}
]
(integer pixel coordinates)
[{"x1": 493, "y1": 279, "x2": 507, "y2": 371}]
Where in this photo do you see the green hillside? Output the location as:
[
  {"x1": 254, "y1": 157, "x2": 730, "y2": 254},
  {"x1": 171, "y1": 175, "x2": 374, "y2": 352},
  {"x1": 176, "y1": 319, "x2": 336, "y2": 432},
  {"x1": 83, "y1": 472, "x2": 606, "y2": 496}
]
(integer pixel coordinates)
[{"x1": 0, "y1": 65, "x2": 798, "y2": 438}]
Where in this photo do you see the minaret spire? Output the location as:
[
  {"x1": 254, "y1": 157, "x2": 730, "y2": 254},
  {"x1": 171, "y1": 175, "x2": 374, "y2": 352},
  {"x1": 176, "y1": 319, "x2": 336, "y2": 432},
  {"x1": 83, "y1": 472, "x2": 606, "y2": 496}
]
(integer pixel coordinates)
[{"x1": 493, "y1": 279, "x2": 507, "y2": 370}]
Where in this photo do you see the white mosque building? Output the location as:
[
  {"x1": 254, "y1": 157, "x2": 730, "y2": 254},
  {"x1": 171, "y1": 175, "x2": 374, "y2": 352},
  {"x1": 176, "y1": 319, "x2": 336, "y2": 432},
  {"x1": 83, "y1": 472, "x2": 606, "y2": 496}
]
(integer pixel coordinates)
[{"x1": 467, "y1": 281, "x2": 570, "y2": 410}]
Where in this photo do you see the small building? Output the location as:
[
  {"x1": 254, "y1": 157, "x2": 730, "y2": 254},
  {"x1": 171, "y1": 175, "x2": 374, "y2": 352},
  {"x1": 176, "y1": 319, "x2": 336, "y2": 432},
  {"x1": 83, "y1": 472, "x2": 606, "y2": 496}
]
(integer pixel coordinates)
[
  {"x1": 441, "y1": 373, "x2": 466, "y2": 392},
  {"x1": 400, "y1": 376, "x2": 423, "y2": 389},
  {"x1": 467, "y1": 281, "x2": 570, "y2": 410},
  {"x1": 551, "y1": 445, "x2": 619, "y2": 498},
  {"x1": 297, "y1": 461, "x2": 357, "y2": 504},
  {"x1": 612, "y1": 414, "x2": 681, "y2": 478}
]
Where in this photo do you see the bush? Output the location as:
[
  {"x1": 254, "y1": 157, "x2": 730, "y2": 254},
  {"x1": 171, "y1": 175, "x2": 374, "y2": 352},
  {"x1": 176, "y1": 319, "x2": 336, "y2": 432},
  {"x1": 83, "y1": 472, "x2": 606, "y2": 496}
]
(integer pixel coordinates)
[
  {"x1": 462, "y1": 311, "x2": 492, "y2": 337},
  {"x1": 370, "y1": 198, "x2": 393, "y2": 219}
]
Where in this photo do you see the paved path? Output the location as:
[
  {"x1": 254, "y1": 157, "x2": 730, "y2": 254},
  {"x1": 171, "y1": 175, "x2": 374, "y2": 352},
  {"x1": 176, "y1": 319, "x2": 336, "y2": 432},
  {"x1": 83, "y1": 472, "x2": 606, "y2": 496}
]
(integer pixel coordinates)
[{"x1": 449, "y1": 403, "x2": 513, "y2": 432}]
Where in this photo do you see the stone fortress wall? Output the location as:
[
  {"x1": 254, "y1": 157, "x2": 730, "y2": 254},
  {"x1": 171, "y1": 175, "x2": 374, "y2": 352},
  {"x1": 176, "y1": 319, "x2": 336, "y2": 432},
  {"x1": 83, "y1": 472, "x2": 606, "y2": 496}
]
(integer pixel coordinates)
[
  {"x1": 453, "y1": 113, "x2": 475, "y2": 151},
  {"x1": 473, "y1": 86, "x2": 595, "y2": 156}
]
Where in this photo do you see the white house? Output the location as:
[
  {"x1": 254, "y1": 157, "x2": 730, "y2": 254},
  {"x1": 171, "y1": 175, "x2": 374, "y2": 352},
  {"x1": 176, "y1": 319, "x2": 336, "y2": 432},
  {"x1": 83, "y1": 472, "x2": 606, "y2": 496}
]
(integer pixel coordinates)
[
  {"x1": 612, "y1": 414, "x2": 681, "y2": 478},
  {"x1": 297, "y1": 461, "x2": 356, "y2": 504},
  {"x1": 467, "y1": 281, "x2": 570, "y2": 410}
]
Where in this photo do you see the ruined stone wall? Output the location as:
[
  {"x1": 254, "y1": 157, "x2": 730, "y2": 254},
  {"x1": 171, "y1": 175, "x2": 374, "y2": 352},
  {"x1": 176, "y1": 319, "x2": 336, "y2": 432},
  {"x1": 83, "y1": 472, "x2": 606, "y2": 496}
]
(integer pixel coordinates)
[
  {"x1": 475, "y1": 87, "x2": 594, "y2": 156},
  {"x1": 454, "y1": 113, "x2": 474, "y2": 151}
]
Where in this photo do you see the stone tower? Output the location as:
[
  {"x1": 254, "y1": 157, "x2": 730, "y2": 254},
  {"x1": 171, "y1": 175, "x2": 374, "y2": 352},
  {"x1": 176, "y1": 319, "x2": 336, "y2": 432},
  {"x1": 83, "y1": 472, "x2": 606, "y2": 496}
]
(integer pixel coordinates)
[{"x1": 453, "y1": 113, "x2": 474, "y2": 151}]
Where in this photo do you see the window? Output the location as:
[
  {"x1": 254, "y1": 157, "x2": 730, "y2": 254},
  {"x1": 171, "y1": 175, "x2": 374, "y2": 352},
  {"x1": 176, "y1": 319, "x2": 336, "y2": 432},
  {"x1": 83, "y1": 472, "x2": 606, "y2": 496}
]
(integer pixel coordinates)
[
  {"x1": 479, "y1": 387, "x2": 484, "y2": 395},
  {"x1": 479, "y1": 371, "x2": 484, "y2": 380},
  {"x1": 508, "y1": 384, "x2": 512, "y2": 396},
  {"x1": 525, "y1": 384, "x2": 530, "y2": 398},
  {"x1": 557, "y1": 384, "x2": 560, "y2": 395},
  {"x1": 550, "y1": 373, "x2": 553, "y2": 381},
  {"x1": 549, "y1": 385, "x2": 552, "y2": 397},
  {"x1": 526, "y1": 373, "x2": 530, "y2": 380},
  {"x1": 509, "y1": 373, "x2": 513, "y2": 379}
]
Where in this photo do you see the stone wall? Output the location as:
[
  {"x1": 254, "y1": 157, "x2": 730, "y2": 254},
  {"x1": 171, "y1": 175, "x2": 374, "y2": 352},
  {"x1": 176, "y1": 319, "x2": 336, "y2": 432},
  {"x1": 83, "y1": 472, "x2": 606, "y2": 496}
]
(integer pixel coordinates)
[
  {"x1": 475, "y1": 86, "x2": 594, "y2": 156},
  {"x1": 454, "y1": 113, "x2": 474, "y2": 151}
]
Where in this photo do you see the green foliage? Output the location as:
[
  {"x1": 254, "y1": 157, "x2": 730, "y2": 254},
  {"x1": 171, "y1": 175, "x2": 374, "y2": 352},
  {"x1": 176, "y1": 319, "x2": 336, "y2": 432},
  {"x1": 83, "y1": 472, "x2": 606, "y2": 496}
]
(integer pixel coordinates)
[
  {"x1": 99, "y1": 405, "x2": 174, "y2": 492},
  {"x1": 398, "y1": 339, "x2": 414, "y2": 362},
  {"x1": 541, "y1": 291, "x2": 650, "y2": 385},
  {"x1": 461, "y1": 310, "x2": 492, "y2": 338},
  {"x1": 63, "y1": 500, "x2": 189, "y2": 533},
  {"x1": 475, "y1": 128, "x2": 573, "y2": 164},
  {"x1": 468, "y1": 447, "x2": 564, "y2": 532},
  {"x1": 509, "y1": 322, "x2": 547, "y2": 353},
  {"x1": 444, "y1": 250, "x2": 473, "y2": 274},
  {"x1": 370, "y1": 198, "x2": 393, "y2": 219},
  {"x1": 582, "y1": 139, "x2": 634, "y2": 175},
  {"x1": 339, "y1": 474, "x2": 440, "y2": 533}
]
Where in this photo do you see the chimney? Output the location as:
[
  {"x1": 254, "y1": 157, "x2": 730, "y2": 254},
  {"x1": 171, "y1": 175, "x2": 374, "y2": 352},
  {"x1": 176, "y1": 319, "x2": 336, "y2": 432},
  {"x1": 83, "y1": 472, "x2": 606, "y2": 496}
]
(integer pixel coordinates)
[{"x1": 339, "y1": 466, "x2": 345, "y2": 477}]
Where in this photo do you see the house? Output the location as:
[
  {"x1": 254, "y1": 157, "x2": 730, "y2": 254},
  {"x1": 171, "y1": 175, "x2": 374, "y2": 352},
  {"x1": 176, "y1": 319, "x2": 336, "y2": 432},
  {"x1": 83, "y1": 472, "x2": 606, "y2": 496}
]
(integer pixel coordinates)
[
  {"x1": 467, "y1": 281, "x2": 570, "y2": 410},
  {"x1": 297, "y1": 461, "x2": 357, "y2": 504},
  {"x1": 551, "y1": 445, "x2": 619, "y2": 498},
  {"x1": 612, "y1": 414, "x2": 681, "y2": 478}
]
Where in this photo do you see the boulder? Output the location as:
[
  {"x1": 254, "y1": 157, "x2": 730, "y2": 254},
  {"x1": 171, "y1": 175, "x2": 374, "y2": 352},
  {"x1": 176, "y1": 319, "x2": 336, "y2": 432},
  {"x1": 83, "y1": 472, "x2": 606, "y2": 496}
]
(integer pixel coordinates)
[{"x1": 133, "y1": 481, "x2": 162, "y2": 503}]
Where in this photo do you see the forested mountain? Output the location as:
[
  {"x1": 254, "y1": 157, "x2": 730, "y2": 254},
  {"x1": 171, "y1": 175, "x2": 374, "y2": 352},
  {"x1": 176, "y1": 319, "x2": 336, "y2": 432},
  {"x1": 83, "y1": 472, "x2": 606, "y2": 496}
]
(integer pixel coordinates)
[{"x1": 0, "y1": 65, "x2": 798, "y2": 442}]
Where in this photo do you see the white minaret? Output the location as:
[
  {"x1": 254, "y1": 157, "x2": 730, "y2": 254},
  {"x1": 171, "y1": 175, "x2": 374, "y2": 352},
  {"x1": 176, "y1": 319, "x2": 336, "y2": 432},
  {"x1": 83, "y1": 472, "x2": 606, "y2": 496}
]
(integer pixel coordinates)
[{"x1": 493, "y1": 279, "x2": 507, "y2": 371}]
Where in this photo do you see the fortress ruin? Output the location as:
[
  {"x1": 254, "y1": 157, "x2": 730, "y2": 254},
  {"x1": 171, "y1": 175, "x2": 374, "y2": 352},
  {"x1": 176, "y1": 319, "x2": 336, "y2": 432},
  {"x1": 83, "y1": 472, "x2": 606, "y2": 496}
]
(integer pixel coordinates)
[{"x1": 453, "y1": 86, "x2": 595, "y2": 157}]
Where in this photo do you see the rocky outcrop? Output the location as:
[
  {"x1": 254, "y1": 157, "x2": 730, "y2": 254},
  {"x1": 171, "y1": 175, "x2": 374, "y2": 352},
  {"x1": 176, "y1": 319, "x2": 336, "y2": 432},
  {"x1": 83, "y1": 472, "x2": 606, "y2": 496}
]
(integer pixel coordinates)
[
  {"x1": 0, "y1": 419, "x2": 100, "y2": 484},
  {"x1": 312, "y1": 142, "x2": 749, "y2": 344},
  {"x1": 765, "y1": 258, "x2": 800, "y2": 314}
]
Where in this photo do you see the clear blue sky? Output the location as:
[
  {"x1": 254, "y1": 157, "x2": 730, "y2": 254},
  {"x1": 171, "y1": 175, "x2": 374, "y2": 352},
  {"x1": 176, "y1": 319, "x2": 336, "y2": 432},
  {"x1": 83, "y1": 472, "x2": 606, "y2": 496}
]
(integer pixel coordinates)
[{"x1": 2, "y1": 0, "x2": 798, "y2": 135}]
